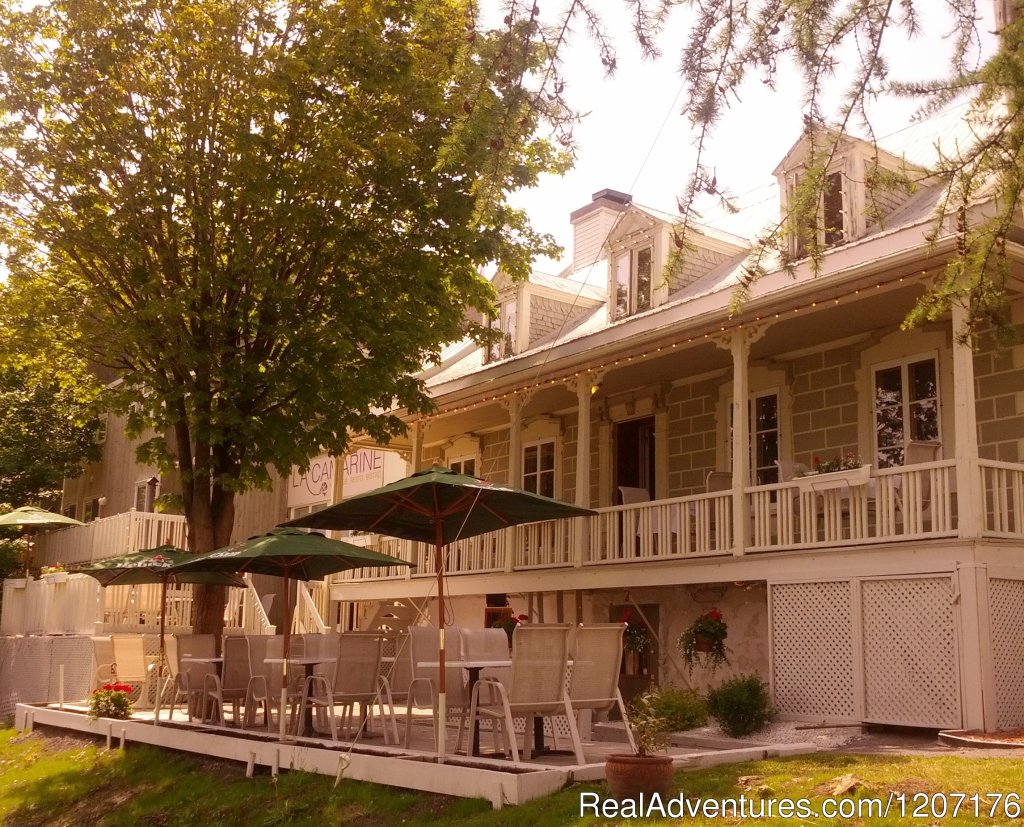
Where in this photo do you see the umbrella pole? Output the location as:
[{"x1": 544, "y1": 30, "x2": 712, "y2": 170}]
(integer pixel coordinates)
[
  {"x1": 280, "y1": 575, "x2": 290, "y2": 741},
  {"x1": 435, "y1": 528, "x2": 446, "y2": 759},
  {"x1": 155, "y1": 577, "x2": 167, "y2": 726}
]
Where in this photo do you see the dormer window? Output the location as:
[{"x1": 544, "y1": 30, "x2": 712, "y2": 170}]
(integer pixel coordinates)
[
  {"x1": 613, "y1": 245, "x2": 652, "y2": 320},
  {"x1": 789, "y1": 170, "x2": 847, "y2": 257},
  {"x1": 484, "y1": 298, "x2": 517, "y2": 363}
]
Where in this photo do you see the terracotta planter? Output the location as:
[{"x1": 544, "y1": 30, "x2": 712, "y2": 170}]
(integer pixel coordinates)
[
  {"x1": 605, "y1": 753, "x2": 675, "y2": 802},
  {"x1": 694, "y1": 635, "x2": 714, "y2": 653}
]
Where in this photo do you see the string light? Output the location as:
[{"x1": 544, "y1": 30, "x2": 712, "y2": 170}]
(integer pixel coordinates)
[{"x1": 423, "y1": 272, "x2": 928, "y2": 420}]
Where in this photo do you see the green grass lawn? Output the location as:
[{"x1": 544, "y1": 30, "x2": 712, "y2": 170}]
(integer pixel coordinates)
[{"x1": 2, "y1": 727, "x2": 1023, "y2": 825}]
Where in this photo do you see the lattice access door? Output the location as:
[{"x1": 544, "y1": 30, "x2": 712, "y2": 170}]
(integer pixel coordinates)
[
  {"x1": 770, "y1": 581, "x2": 857, "y2": 721},
  {"x1": 860, "y1": 575, "x2": 962, "y2": 729},
  {"x1": 988, "y1": 577, "x2": 1024, "y2": 730},
  {"x1": 771, "y1": 574, "x2": 964, "y2": 729}
]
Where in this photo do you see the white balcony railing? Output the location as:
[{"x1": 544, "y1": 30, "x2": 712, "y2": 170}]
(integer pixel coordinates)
[{"x1": 35, "y1": 510, "x2": 188, "y2": 567}]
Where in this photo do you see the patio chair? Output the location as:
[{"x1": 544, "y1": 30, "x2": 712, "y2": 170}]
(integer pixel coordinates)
[
  {"x1": 297, "y1": 632, "x2": 383, "y2": 740},
  {"x1": 91, "y1": 636, "x2": 115, "y2": 688},
  {"x1": 568, "y1": 623, "x2": 636, "y2": 754},
  {"x1": 467, "y1": 623, "x2": 583, "y2": 766},
  {"x1": 377, "y1": 631, "x2": 411, "y2": 744},
  {"x1": 203, "y1": 635, "x2": 250, "y2": 726},
  {"x1": 460, "y1": 627, "x2": 511, "y2": 704},
  {"x1": 110, "y1": 634, "x2": 156, "y2": 707},
  {"x1": 255, "y1": 634, "x2": 306, "y2": 732},
  {"x1": 897, "y1": 440, "x2": 943, "y2": 532},
  {"x1": 241, "y1": 634, "x2": 278, "y2": 731},
  {"x1": 618, "y1": 486, "x2": 678, "y2": 554},
  {"x1": 168, "y1": 633, "x2": 218, "y2": 722},
  {"x1": 406, "y1": 626, "x2": 469, "y2": 752}
]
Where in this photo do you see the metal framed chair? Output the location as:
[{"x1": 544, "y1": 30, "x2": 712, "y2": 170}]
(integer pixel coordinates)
[
  {"x1": 110, "y1": 634, "x2": 156, "y2": 708},
  {"x1": 568, "y1": 623, "x2": 636, "y2": 753},
  {"x1": 406, "y1": 626, "x2": 468, "y2": 752},
  {"x1": 167, "y1": 633, "x2": 217, "y2": 722},
  {"x1": 203, "y1": 635, "x2": 250, "y2": 726},
  {"x1": 311, "y1": 632, "x2": 381, "y2": 739},
  {"x1": 467, "y1": 623, "x2": 583, "y2": 765},
  {"x1": 91, "y1": 636, "x2": 115, "y2": 689}
]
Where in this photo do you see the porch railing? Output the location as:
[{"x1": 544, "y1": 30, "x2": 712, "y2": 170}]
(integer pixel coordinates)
[
  {"x1": 747, "y1": 460, "x2": 957, "y2": 550},
  {"x1": 35, "y1": 510, "x2": 188, "y2": 567},
  {"x1": 980, "y1": 459, "x2": 1024, "y2": 536}
]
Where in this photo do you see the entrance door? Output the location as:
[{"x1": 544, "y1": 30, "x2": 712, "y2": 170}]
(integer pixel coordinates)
[{"x1": 615, "y1": 417, "x2": 655, "y2": 501}]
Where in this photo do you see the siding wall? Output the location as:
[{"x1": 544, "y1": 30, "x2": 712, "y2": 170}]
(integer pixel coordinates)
[
  {"x1": 974, "y1": 303, "x2": 1024, "y2": 463},
  {"x1": 527, "y1": 294, "x2": 592, "y2": 349},
  {"x1": 668, "y1": 244, "x2": 735, "y2": 292},
  {"x1": 665, "y1": 377, "x2": 720, "y2": 496},
  {"x1": 62, "y1": 413, "x2": 161, "y2": 518},
  {"x1": 791, "y1": 343, "x2": 860, "y2": 462}
]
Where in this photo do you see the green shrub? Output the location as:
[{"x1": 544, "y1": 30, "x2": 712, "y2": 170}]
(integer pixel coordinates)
[
  {"x1": 706, "y1": 674, "x2": 775, "y2": 737},
  {"x1": 645, "y1": 684, "x2": 707, "y2": 731}
]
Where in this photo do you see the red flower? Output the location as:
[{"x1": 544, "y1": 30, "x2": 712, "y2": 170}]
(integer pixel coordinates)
[
  {"x1": 708, "y1": 609, "x2": 722, "y2": 622},
  {"x1": 101, "y1": 683, "x2": 113, "y2": 691}
]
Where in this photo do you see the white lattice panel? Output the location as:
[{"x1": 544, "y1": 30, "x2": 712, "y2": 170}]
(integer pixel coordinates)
[
  {"x1": 860, "y1": 577, "x2": 961, "y2": 728},
  {"x1": 0, "y1": 637, "x2": 94, "y2": 721},
  {"x1": 770, "y1": 581, "x2": 856, "y2": 720},
  {"x1": 988, "y1": 578, "x2": 1024, "y2": 729}
]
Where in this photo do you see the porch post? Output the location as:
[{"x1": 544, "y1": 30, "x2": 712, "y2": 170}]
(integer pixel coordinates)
[
  {"x1": 730, "y1": 333, "x2": 751, "y2": 555},
  {"x1": 951, "y1": 304, "x2": 982, "y2": 537},
  {"x1": 503, "y1": 394, "x2": 526, "y2": 573},
  {"x1": 956, "y1": 562, "x2": 993, "y2": 730},
  {"x1": 409, "y1": 419, "x2": 423, "y2": 474},
  {"x1": 569, "y1": 374, "x2": 601, "y2": 567}
]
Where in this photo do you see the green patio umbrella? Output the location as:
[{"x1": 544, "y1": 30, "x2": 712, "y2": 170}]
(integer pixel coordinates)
[
  {"x1": 78, "y1": 546, "x2": 248, "y2": 724},
  {"x1": 0, "y1": 505, "x2": 84, "y2": 573},
  {"x1": 282, "y1": 465, "x2": 595, "y2": 754},
  {"x1": 172, "y1": 528, "x2": 413, "y2": 737}
]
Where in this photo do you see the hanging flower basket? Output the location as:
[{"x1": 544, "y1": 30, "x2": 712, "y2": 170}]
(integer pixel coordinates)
[{"x1": 678, "y1": 608, "x2": 728, "y2": 671}]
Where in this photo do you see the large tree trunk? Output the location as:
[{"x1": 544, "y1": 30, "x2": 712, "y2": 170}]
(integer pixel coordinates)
[
  {"x1": 175, "y1": 419, "x2": 237, "y2": 648},
  {"x1": 189, "y1": 494, "x2": 235, "y2": 648}
]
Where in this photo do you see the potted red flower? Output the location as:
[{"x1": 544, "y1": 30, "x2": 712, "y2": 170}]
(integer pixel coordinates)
[{"x1": 678, "y1": 608, "x2": 728, "y2": 671}]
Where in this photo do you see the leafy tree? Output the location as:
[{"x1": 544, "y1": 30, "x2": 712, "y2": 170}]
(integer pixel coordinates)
[
  {"x1": 500, "y1": 1, "x2": 1022, "y2": 341},
  {"x1": 0, "y1": 366, "x2": 101, "y2": 507},
  {"x1": 0, "y1": 0, "x2": 566, "y2": 636}
]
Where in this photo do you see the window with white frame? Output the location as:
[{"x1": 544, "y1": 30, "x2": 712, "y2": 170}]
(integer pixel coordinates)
[
  {"x1": 134, "y1": 477, "x2": 159, "y2": 512},
  {"x1": 873, "y1": 354, "x2": 940, "y2": 468},
  {"x1": 485, "y1": 298, "x2": 518, "y2": 364},
  {"x1": 448, "y1": 456, "x2": 477, "y2": 477},
  {"x1": 726, "y1": 391, "x2": 781, "y2": 485},
  {"x1": 789, "y1": 170, "x2": 846, "y2": 257},
  {"x1": 523, "y1": 439, "x2": 556, "y2": 498},
  {"x1": 612, "y1": 245, "x2": 653, "y2": 320}
]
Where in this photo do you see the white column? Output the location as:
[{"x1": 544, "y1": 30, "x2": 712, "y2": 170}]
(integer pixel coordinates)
[
  {"x1": 503, "y1": 395, "x2": 526, "y2": 573},
  {"x1": 956, "y1": 562, "x2": 992, "y2": 730},
  {"x1": 952, "y1": 304, "x2": 982, "y2": 537},
  {"x1": 569, "y1": 374, "x2": 601, "y2": 567},
  {"x1": 730, "y1": 333, "x2": 751, "y2": 555}
]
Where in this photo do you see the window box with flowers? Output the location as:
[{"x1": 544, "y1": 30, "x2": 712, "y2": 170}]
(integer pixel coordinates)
[
  {"x1": 678, "y1": 608, "x2": 728, "y2": 671},
  {"x1": 41, "y1": 563, "x2": 68, "y2": 583},
  {"x1": 491, "y1": 613, "x2": 528, "y2": 647},
  {"x1": 88, "y1": 683, "x2": 135, "y2": 720},
  {"x1": 803, "y1": 453, "x2": 862, "y2": 474}
]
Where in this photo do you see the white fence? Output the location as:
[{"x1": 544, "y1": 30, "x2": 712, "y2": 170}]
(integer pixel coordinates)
[
  {"x1": 1, "y1": 573, "x2": 274, "y2": 636},
  {"x1": 1, "y1": 574, "x2": 101, "y2": 636},
  {"x1": 35, "y1": 510, "x2": 188, "y2": 567}
]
